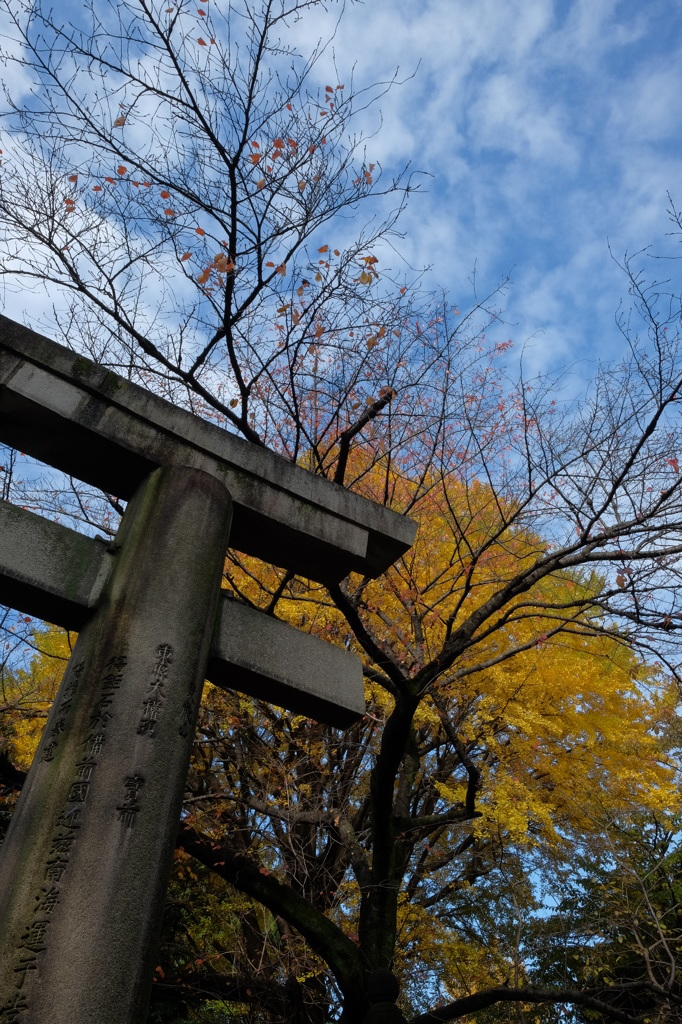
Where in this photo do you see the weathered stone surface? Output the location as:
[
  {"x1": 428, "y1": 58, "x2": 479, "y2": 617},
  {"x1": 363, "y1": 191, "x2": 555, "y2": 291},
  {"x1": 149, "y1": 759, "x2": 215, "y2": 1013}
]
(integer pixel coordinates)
[
  {"x1": 0, "y1": 501, "x2": 112, "y2": 629},
  {"x1": 0, "y1": 502, "x2": 365, "y2": 727},
  {"x1": 0, "y1": 466, "x2": 233, "y2": 1023},
  {"x1": 0, "y1": 315, "x2": 416, "y2": 582},
  {"x1": 210, "y1": 596, "x2": 364, "y2": 727}
]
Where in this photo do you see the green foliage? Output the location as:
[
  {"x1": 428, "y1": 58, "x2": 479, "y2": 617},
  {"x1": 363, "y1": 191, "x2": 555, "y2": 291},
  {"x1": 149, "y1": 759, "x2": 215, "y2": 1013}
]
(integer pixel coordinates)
[
  {"x1": 150, "y1": 845, "x2": 335, "y2": 1023},
  {"x1": 528, "y1": 820, "x2": 682, "y2": 1023}
]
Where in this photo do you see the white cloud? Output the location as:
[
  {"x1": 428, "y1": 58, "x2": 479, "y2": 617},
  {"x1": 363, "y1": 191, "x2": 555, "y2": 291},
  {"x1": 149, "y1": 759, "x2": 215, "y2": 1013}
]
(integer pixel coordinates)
[
  {"x1": 2, "y1": 0, "x2": 681, "y2": 383},
  {"x1": 289, "y1": 0, "x2": 682, "y2": 374}
]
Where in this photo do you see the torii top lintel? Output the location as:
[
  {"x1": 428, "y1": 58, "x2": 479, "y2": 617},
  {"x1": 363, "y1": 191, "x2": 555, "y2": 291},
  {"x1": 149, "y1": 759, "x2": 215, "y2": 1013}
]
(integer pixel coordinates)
[{"x1": 0, "y1": 315, "x2": 416, "y2": 582}]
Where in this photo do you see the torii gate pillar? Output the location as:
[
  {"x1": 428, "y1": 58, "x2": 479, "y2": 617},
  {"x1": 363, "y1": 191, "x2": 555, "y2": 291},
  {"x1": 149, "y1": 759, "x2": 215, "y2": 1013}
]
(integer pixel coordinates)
[{"x1": 0, "y1": 466, "x2": 232, "y2": 1022}]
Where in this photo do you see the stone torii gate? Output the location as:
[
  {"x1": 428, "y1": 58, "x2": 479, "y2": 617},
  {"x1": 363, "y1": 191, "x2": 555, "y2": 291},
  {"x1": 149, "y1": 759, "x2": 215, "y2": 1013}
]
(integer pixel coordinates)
[{"x1": 0, "y1": 316, "x2": 415, "y2": 1023}]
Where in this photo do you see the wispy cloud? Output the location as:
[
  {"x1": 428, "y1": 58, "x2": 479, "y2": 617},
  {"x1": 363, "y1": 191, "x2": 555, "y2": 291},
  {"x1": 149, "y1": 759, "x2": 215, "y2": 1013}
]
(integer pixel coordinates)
[
  {"x1": 2, "y1": 0, "x2": 680, "y2": 381},
  {"x1": 291, "y1": 0, "x2": 682, "y2": 374}
]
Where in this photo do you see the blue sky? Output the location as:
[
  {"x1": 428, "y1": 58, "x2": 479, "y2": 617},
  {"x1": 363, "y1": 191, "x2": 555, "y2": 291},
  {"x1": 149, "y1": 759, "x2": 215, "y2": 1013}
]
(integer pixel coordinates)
[
  {"x1": 1, "y1": 0, "x2": 681, "y2": 384},
  {"x1": 290, "y1": 0, "x2": 682, "y2": 378}
]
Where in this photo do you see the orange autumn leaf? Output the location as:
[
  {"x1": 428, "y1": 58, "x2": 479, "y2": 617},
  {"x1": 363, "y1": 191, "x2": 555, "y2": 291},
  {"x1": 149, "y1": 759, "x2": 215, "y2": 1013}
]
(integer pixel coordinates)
[
  {"x1": 318, "y1": 245, "x2": 328, "y2": 253},
  {"x1": 164, "y1": 208, "x2": 175, "y2": 216},
  {"x1": 249, "y1": 153, "x2": 262, "y2": 165},
  {"x1": 256, "y1": 178, "x2": 266, "y2": 190},
  {"x1": 113, "y1": 116, "x2": 126, "y2": 127},
  {"x1": 273, "y1": 138, "x2": 284, "y2": 148},
  {"x1": 276, "y1": 264, "x2": 286, "y2": 276},
  {"x1": 160, "y1": 189, "x2": 170, "y2": 198},
  {"x1": 197, "y1": 7, "x2": 206, "y2": 13},
  {"x1": 286, "y1": 103, "x2": 292, "y2": 111},
  {"x1": 117, "y1": 165, "x2": 127, "y2": 176},
  {"x1": 197, "y1": 268, "x2": 211, "y2": 284},
  {"x1": 265, "y1": 261, "x2": 275, "y2": 267},
  {"x1": 68, "y1": 174, "x2": 78, "y2": 182},
  {"x1": 195, "y1": 227, "x2": 205, "y2": 236},
  {"x1": 213, "y1": 253, "x2": 234, "y2": 272},
  {"x1": 92, "y1": 185, "x2": 102, "y2": 192},
  {"x1": 288, "y1": 138, "x2": 297, "y2": 148},
  {"x1": 181, "y1": 253, "x2": 192, "y2": 261},
  {"x1": 298, "y1": 180, "x2": 306, "y2": 191},
  {"x1": 105, "y1": 177, "x2": 115, "y2": 183},
  {"x1": 197, "y1": 36, "x2": 207, "y2": 45}
]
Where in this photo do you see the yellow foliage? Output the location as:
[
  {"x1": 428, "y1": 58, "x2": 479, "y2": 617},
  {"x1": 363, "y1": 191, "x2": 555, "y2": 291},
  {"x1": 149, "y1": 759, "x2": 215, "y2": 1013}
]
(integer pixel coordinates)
[
  {"x1": 395, "y1": 896, "x2": 510, "y2": 995},
  {"x1": 225, "y1": 468, "x2": 680, "y2": 853},
  {"x1": 1, "y1": 627, "x2": 76, "y2": 770}
]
